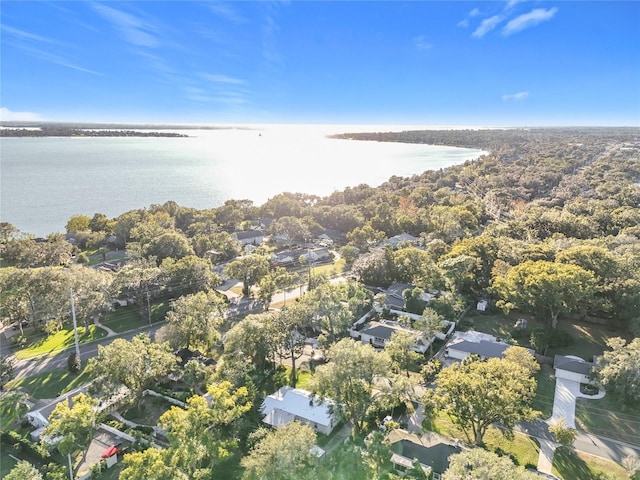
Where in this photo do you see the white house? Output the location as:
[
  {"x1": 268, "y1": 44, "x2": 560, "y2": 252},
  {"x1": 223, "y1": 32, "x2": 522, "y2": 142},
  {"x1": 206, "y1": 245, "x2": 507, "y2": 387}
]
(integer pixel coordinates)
[
  {"x1": 260, "y1": 386, "x2": 337, "y2": 436},
  {"x1": 554, "y1": 355, "x2": 595, "y2": 384},
  {"x1": 445, "y1": 331, "x2": 533, "y2": 361},
  {"x1": 233, "y1": 230, "x2": 265, "y2": 246},
  {"x1": 381, "y1": 233, "x2": 419, "y2": 249}
]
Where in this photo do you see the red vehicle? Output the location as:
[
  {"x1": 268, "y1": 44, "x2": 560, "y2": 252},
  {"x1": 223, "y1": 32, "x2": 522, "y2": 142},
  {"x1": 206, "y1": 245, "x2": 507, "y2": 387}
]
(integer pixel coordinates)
[{"x1": 101, "y1": 444, "x2": 123, "y2": 459}]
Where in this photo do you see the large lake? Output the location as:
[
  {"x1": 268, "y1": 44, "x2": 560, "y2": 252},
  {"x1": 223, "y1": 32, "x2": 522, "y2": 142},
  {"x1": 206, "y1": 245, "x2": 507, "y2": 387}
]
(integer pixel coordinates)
[{"x1": 1, "y1": 124, "x2": 486, "y2": 237}]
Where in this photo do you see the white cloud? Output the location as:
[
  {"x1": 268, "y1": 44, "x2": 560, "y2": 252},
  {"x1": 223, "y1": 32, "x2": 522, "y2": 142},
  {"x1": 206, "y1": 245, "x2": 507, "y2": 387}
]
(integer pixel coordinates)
[
  {"x1": 201, "y1": 74, "x2": 246, "y2": 85},
  {"x1": 206, "y1": 3, "x2": 247, "y2": 24},
  {"x1": 458, "y1": 8, "x2": 481, "y2": 27},
  {"x1": 502, "y1": 91, "x2": 530, "y2": 101},
  {"x1": 503, "y1": 7, "x2": 558, "y2": 36},
  {"x1": 413, "y1": 35, "x2": 433, "y2": 51},
  {"x1": 472, "y1": 15, "x2": 504, "y2": 38},
  {"x1": 506, "y1": 0, "x2": 527, "y2": 10},
  {"x1": 0, "y1": 107, "x2": 43, "y2": 121},
  {"x1": 92, "y1": 4, "x2": 159, "y2": 48}
]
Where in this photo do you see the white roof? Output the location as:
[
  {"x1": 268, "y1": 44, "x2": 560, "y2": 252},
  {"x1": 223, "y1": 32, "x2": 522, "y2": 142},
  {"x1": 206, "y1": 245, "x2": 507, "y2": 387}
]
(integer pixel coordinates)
[{"x1": 261, "y1": 386, "x2": 334, "y2": 428}]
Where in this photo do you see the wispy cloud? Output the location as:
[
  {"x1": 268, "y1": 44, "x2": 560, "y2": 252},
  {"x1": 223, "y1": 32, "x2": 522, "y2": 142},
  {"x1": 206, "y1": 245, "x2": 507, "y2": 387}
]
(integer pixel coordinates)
[
  {"x1": 458, "y1": 8, "x2": 480, "y2": 28},
  {"x1": 0, "y1": 24, "x2": 63, "y2": 45},
  {"x1": 92, "y1": 4, "x2": 160, "y2": 48},
  {"x1": 206, "y1": 2, "x2": 247, "y2": 24},
  {"x1": 506, "y1": 0, "x2": 527, "y2": 10},
  {"x1": 472, "y1": 14, "x2": 504, "y2": 38},
  {"x1": 1, "y1": 24, "x2": 101, "y2": 75},
  {"x1": 503, "y1": 7, "x2": 558, "y2": 36},
  {"x1": 201, "y1": 73, "x2": 246, "y2": 85},
  {"x1": 502, "y1": 91, "x2": 530, "y2": 101},
  {"x1": 413, "y1": 35, "x2": 433, "y2": 51},
  {"x1": 0, "y1": 107, "x2": 43, "y2": 121}
]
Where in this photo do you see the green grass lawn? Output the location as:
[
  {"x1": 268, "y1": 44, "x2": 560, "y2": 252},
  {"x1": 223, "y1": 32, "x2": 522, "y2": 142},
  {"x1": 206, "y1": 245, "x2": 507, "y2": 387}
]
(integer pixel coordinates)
[
  {"x1": 0, "y1": 393, "x2": 29, "y2": 432},
  {"x1": 5, "y1": 366, "x2": 94, "y2": 400},
  {"x1": 0, "y1": 447, "x2": 18, "y2": 478},
  {"x1": 552, "y1": 447, "x2": 630, "y2": 480},
  {"x1": 15, "y1": 325, "x2": 108, "y2": 360},
  {"x1": 102, "y1": 306, "x2": 144, "y2": 333},
  {"x1": 424, "y1": 412, "x2": 540, "y2": 468},
  {"x1": 122, "y1": 396, "x2": 173, "y2": 426},
  {"x1": 575, "y1": 396, "x2": 640, "y2": 446},
  {"x1": 532, "y1": 364, "x2": 556, "y2": 419}
]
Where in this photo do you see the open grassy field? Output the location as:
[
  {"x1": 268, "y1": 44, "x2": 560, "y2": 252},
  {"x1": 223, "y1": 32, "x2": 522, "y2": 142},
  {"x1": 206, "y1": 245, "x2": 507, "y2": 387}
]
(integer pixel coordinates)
[{"x1": 15, "y1": 325, "x2": 108, "y2": 360}]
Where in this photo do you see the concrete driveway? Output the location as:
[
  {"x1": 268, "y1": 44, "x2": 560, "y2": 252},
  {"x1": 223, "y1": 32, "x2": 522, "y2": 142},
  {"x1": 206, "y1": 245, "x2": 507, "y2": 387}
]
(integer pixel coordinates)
[{"x1": 550, "y1": 377, "x2": 605, "y2": 428}]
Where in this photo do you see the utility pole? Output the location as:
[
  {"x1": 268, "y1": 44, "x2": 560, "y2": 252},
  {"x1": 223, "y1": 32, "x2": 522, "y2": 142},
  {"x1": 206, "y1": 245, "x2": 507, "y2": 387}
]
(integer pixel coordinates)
[
  {"x1": 69, "y1": 288, "x2": 81, "y2": 362},
  {"x1": 146, "y1": 291, "x2": 152, "y2": 326}
]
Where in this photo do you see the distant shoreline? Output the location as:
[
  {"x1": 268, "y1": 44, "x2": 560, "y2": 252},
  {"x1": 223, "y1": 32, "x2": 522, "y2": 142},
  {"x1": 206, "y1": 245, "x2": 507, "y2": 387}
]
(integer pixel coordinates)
[{"x1": 0, "y1": 127, "x2": 189, "y2": 138}]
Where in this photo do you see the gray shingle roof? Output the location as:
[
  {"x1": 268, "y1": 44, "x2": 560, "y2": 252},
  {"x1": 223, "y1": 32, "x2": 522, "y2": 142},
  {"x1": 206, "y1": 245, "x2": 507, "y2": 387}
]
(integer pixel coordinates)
[
  {"x1": 449, "y1": 340, "x2": 510, "y2": 358},
  {"x1": 554, "y1": 355, "x2": 593, "y2": 376}
]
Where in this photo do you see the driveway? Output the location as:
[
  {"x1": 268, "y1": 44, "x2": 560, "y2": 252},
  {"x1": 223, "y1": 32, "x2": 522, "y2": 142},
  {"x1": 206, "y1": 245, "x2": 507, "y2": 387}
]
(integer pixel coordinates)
[{"x1": 550, "y1": 377, "x2": 605, "y2": 428}]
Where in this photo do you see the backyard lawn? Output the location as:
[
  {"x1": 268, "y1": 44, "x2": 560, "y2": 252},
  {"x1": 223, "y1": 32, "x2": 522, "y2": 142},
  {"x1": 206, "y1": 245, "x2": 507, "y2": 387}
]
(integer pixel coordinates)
[
  {"x1": 532, "y1": 364, "x2": 556, "y2": 419},
  {"x1": 122, "y1": 395, "x2": 174, "y2": 426},
  {"x1": 15, "y1": 325, "x2": 108, "y2": 360}
]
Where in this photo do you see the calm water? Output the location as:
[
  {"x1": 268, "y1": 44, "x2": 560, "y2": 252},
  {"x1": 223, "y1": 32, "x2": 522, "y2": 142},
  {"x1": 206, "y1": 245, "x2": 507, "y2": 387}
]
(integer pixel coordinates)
[{"x1": 1, "y1": 125, "x2": 486, "y2": 237}]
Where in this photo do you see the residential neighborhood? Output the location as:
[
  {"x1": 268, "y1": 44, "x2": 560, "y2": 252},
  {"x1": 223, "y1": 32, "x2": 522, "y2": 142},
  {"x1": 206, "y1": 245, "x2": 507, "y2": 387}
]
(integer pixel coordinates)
[{"x1": 1, "y1": 128, "x2": 640, "y2": 479}]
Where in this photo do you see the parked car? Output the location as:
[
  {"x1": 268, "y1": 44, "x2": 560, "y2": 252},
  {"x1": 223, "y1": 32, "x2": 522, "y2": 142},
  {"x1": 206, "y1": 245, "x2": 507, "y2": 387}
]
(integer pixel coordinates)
[
  {"x1": 11, "y1": 320, "x2": 29, "y2": 330},
  {"x1": 101, "y1": 443, "x2": 123, "y2": 459}
]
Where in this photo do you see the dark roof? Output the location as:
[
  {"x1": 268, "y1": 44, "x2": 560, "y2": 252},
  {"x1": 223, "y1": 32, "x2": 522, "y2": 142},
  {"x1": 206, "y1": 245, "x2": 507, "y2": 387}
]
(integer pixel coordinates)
[
  {"x1": 360, "y1": 323, "x2": 397, "y2": 341},
  {"x1": 449, "y1": 340, "x2": 510, "y2": 358},
  {"x1": 554, "y1": 355, "x2": 593, "y2": 376},
  {"x1": 391, "y1": 439, "x2": 460, "y2": 474},
  {"x1": 234, "y1": 230, "x2": 264, "y2": 240},
  {"x1": 386, "y1": 283, "x2": 414, "y2": 297}
]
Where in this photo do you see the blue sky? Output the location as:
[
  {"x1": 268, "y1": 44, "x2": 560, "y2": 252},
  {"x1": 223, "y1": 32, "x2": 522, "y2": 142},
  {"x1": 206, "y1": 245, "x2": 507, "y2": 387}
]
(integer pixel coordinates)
[{"x1": 1, "y1": 1, "x2": 639, "y2": 126}]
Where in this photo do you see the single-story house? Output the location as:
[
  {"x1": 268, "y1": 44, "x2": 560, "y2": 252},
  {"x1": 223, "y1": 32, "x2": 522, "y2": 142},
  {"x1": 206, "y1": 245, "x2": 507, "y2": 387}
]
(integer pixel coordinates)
[
  {"x1": 387, "y1": 429, "x2": 461, "y2": 479},
  {"x1": 445, "y1": 331, "x2": 533, "y2": 361},
  {"x1": 316, "y1": 229, "x2": 347, "y2": 246},
  {"x1": 301, "y1": 248, "x2": 332, "y2": 264},
  {"x1": 380, "y1": 283, "x2": 435, "y2": 312},
  {"x1": 554, "y1": 355, "x2": 595, "y2": 385},
  {"x1": 260, "y1": 386, "x2": 337, "y2": 436},
  {"x1": 233, "y1": 230, "x2": 265, "y2": 246},
  {"x1": 381, "y1": 233, "x2": 419, "y2": 249},
  {"x1": 353, "y1": 320, "x2": 431, "y2": 354}
]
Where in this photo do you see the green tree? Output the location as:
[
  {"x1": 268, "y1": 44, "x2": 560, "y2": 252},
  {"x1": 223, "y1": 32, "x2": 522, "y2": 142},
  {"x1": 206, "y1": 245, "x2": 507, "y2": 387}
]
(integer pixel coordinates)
[
  {"x1": 271, "y1": 303, "x2": 313, "y2": 386},
  {"x1": 427, "y1": 348, "x2": 538, "y2": 445},
  {"x1": 42, "y1": 393, "x2": 99, "y2": 474},
  {"x1": 270, "y1": 216, "x2": 310, "y2": 244},
  {"x1": 549, "y1": 417, "x2": 578, "y2": 448},
  {"x1": 1, "y1": 355, "x2": 15, "y2": 389},
  {"x1": 308, "y1": 338, "x2": 392, "y2": 434},
  {"x1": 347, "y1": 224, "x2": 385, "y2": 251},
  {"x1": 145, "y1": 231, "x2": 194, "y2": 263},
  {"x1": 5, "y1": 460, "x2": 43, "y2": 480},
  {"x1": 160, "y1": 255, "x2": 219, "y2": 295},
  {"x1": 385, "y1": 330, "x2": 421, "y2": 376},
  {"x1": 65, "y1": 215, "x2": 91, "y2": 234},
  {"x1": 241, "y1": 421, "x2": 317, "y2": 480},
  {"x1": 225, "y1": 254, "x2": 270, "y2": 296},
  {"x1": 88, "y1": 334, "x2": 178, "y2": 410},
  {"x1": 120, "y1": 448, "x2": 177, "y2": 480},
  {"x1": 158, "y1": 382, "x2": 251, "y2": 479},
  {"x1": 594, "y1": 337, "x2": 640, "y2": 405},
  {"x1": 224, "y1": 313, "x2": 276, "y2": 373},
  {"x1": 161, "y1": 291, "x2": 225, "y2": 352},
  {"x1": 414, "y1": 307, "x2": 445, "y2": 356},
  {"x1": 492, "y1": 260, "x2": 596, "y2": 328},
  {"x1": 112, "y1": 258, "x2": 161, "y2": 321},
  {"x1": 443, "y1": 448, "x2": 540, "y2": 480}
]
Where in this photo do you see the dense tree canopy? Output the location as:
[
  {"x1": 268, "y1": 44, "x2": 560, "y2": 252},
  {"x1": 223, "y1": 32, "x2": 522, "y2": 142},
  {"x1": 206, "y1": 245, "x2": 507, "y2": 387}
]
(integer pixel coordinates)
[
  {"x1": 492, "y1": 260, "x2": 596, "y2": 328},
  {"x1": 594, "y1": 337, "x2": 640, "y2": 405},
  {"x1": 426, "y1": 347, "x2": 539, "y2": 445}
]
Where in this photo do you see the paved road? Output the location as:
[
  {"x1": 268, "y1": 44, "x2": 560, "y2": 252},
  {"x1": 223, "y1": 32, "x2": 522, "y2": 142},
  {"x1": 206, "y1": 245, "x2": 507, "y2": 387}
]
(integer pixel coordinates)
[{"x1": 8, "y1": 323, "x2": 162, "y2": 380}]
